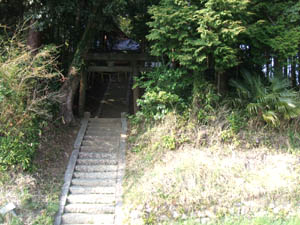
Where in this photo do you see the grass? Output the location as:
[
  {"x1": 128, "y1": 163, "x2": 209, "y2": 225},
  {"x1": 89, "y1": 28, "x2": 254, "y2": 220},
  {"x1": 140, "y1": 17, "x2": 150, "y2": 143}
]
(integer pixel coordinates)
[
  {"x1": 166, "y1": 216, "x2": 300, "y2": 225},
  {"x1": 0, "y1": 122, "x2": 79, "y2": 225},
  {"x1": 122, "y1": 112, "x2": 300, "y2": 225}
]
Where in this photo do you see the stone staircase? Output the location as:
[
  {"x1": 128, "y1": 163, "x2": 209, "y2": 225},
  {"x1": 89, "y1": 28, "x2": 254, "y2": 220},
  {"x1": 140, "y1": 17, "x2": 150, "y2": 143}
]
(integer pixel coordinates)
[{"x1": 55, "y1": 113, "x2": 127, "y2": 225}]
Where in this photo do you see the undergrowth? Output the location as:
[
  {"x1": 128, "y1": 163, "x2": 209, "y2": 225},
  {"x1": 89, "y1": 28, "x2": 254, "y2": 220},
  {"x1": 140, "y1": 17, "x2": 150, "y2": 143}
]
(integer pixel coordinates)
[
  {"x1": 0, "y1": 26, "x2": 61, "y2": 170},
  {"x1": 0, "y1": 123, "x2": 79, "y2": 225},
  {"x1": 124, "y1": 110, "x2": 300, "y2": 225},
  {"x1": 123, "y1": 66, "x2": 300, "y2": 224}
]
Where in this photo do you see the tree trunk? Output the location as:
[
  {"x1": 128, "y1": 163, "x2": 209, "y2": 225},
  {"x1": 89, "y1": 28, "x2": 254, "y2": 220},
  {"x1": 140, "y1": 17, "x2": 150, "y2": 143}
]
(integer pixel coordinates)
[
  {"x1": 265, "y1": 51, "x2": 270, "y2": 77},
  {"x1": 27, "y1": 20, "x2": 41, "y2": 54},
  {"x1": 273, "y1": 56, "x2": 280, "y2": 77},
  {"x1": 207, "y1": 53, "x2": 214, "y2": 79},
  {"x1": 59, "y1": 5, "x2": 101, "y2": 124},
  {"x1": 291, "y1": 57, "x2": 297, "y2": 88},
  {"x1": 298, "y1": 49, "x2": 300, "y2": 88},
  {"x1": 132, "y1": 60, "x2": 140, "y2": 114},
  {"x1": 283, "y1": 58, "x2": 287, "y2": 77},
  {"x1": 78, "y1": 69, "x2": 87, "y2": 117},
  {"x1": 217, "y1": 72, "x2": 227, "y2": 95}
]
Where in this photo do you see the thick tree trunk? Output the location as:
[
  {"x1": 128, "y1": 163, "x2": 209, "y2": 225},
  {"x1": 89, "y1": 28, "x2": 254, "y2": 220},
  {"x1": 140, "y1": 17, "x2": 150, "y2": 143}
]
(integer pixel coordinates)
[{"x1": 59, "y1": 5, "x2": 101, "y2": 124}]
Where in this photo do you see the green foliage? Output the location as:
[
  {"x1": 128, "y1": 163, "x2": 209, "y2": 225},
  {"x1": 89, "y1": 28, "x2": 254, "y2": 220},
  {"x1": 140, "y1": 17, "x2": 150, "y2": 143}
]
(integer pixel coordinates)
[
  {"x1": 7, "y1": 216, "x2": 23, "y2": 225},
  {"x1": 135, "y1": 66, "x2": 191, "y2": 121},
  {"x1": 192, "y1": 78, "x2": 220, "y2": 124},
  {"x1": 32, "y1": 201, "x2": 59, "y2": 225},
  {"x1": 0, "y1": 30, "x2": 61, "y2": 170},
  {"x1": 136, "y1": 66, "x2": 192, "y2": 99},
  {"x1": 220, "y1": 110, "x2": 247, "y2": 143},
  {"x1": 288, "y1": 130, "x2": 300, "y2": 151},
  {"x1": 0, "y1": 135, "x2": 38, "y2": 171},
  {"x1": 247, "y1": 1, "x2": 300, "y2": 66},
  {"x1": 230, "y1": 70, "x2": 300, "y2": 126},
  {"x1": 195, "y1": 0, "x2": 248, "y2": 71},
  {"x1": 147, "y1": 0, "x2": 248, "y2": 74},
  {"x1": 162, "y1": 135, "x2": 176, "y2": 150},
  {"x1": 137, "y1": 90, "x2": 183, "y2": 121},
  {"x1": 122, "y1": 0, "x2": 160, "y2": 42},
  {"x1": 227, "y1": 111, "x2": 246, "y2": 134},
  {"x1": 147, "y1": 0, "x2": 201, "y2": 70}
]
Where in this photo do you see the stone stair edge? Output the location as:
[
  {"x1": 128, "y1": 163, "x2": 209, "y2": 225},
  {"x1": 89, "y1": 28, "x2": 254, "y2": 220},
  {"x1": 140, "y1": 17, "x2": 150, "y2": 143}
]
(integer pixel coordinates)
[{"x1": 56, "y1": 112, "x2": 127, "y2": 225}]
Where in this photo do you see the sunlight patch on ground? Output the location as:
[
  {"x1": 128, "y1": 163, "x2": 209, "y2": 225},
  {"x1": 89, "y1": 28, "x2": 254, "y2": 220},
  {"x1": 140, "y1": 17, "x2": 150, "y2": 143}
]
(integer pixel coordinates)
[{"x1": 123, "y1": 146, "x2": 300, "y2": 224}]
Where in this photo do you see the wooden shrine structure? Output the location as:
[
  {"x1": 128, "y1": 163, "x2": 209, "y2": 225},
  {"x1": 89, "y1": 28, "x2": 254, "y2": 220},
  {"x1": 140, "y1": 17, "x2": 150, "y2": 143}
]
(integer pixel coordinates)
[{"x1": 78, "y1": 52, "x2": 156, "y2": 116}]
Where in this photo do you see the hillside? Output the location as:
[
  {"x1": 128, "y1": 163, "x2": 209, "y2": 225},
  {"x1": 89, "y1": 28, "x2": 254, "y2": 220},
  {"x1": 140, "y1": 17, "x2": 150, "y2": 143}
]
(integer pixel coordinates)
[{"x1": 122, "y1": 113, "x2": 300, "y2": 225}]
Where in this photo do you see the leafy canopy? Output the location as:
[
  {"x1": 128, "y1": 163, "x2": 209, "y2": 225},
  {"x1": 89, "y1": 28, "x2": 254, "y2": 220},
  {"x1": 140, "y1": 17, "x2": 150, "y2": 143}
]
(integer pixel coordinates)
[{"x1": 147, "y1": 0, "x2": 248, "y2": 73}]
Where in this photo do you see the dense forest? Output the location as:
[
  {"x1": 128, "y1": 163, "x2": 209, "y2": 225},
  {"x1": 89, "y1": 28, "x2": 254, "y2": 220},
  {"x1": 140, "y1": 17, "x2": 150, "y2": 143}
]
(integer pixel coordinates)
[
  {"x1": 1, "y1": 0, "x2": 300, "y2": 170},
  {"x1": 1, "y1": 0, "x2": 300, "y2": 224}
]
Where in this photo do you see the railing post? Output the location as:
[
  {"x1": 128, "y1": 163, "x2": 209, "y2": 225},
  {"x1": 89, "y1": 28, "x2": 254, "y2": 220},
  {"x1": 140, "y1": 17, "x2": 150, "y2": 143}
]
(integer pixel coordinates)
[{"x1": 78, "y1": 69, "x2": 87, "y2": 117}]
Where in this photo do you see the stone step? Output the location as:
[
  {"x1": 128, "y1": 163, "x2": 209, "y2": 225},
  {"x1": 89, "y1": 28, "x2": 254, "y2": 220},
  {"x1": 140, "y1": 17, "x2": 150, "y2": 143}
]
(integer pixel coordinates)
[
  {"x1": 81, "y1": 140, "x2": 119, "y2": 148},
  {"x1": 87, "y1": 124, "x2": 120, "y2": 129},
  {"x1": 67, "y1": 194, "x2": 115, "y2": 204},
  {"x1": 89, "y1": 118, "x2": 121, "y2": 123},
  {"x1": 64, "y1": 204, "x2": 115, "y2": 214},
  {"x1": 79, "y1": 152, "x2": 117, "y2": 159},
  {"x1": 76, "y1": 158, "x2": 118, "y2": 165},
  {"x1": 88, "y1": 119, "x2": 121, "y2": 124},
  {"x1": 75, "y1": 165, "x2": 118, "y2": 172},
  {"x1": 86, "y1": 127, "x2": 121, "y2": 132},
  {"x1": 73, "y1": 172, "x2": 117, "y2": 179},
  {"x1": 87, "y1": 123, "x2": 121, "y2": 129},
  {"x1": 84, "y1": 132, "x2": 121, "y2": 138},
  {"x1": 82, "y1": 139, "x2": 119, "y2": 145},
  {"x1": 61, "y1": 213, "x2": 114, "y2": 224},
  {"x1": 71, "y1": 178, "x2": 116, "y2": 187},
  {"x1": 86, "y1": 128, "x2": 121, "y2": 133},
  {"x1": 80, "y1": 146, "x2": 118, "y2": 153},
  {"x1": 83, "y1": 136, "x2": 119, "y2": 142},
  {"x1": 69, "y1": 186, "x2": 116, "y2": 194},
  {"x1": 85, "y1": 127, "x2": 120, "y2": 133},
  {"x1": 85, "y1": 132, "x2": 121, "y2": 137}
]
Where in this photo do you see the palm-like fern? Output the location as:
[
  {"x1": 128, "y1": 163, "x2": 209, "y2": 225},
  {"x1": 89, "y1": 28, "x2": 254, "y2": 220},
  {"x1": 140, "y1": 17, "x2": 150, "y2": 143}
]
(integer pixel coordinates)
[{"x1": 230, "y1": 70, "x2": 300, "y2": 126}]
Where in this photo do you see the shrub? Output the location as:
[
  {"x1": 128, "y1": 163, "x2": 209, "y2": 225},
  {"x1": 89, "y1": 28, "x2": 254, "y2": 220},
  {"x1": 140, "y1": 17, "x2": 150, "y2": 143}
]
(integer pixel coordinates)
[
  {"x1": 226, "y1": 111, "x2": 246, "y2": 134},
  {"x1": 0, "y1": 28, "x2": 61, "y2": 170},
  {"x1": 135, "y1": 66, "x2": 191, "y2": 121},
  {"x1": 230, "y1": 70, "x2": 300, "y2": 126},
  {"x1": 136, "y1": 90, "x2": 185, "y2": 121},
  {"x1": 192, "y1": 77, "x2": 220, "y2": 124}
]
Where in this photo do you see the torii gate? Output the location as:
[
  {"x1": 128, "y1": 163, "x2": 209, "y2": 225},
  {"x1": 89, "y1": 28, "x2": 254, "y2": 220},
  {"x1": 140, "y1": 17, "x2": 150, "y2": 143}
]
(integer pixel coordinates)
[{"x1": 79, "y1": 52, "x2": 156, "y2": 116}]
